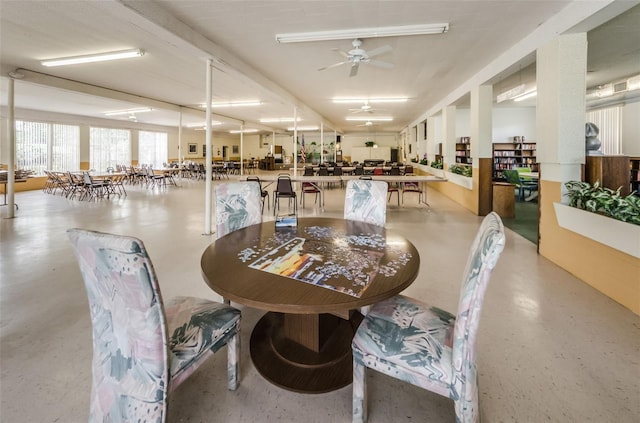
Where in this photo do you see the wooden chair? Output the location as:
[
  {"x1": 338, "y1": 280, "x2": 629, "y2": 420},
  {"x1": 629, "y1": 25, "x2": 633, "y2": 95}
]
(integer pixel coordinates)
[
  {"x1": 351, "y1": 212, "x2": 506, "y2": 423},
  {"x1": 67, "y1": 229, "x2": 241, "y2": 422}
]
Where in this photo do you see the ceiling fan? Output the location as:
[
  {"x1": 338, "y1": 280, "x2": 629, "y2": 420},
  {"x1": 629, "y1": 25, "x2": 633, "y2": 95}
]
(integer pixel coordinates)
[
  {"x1": 356, "y1": 120, "x2": 377, "y2": 127},
  {"x1": 349, "y1": 101, "x2": 387, "y2": 114},
  {"x1": 318, "y1": 39, "x2": 394, "y2": 77}
]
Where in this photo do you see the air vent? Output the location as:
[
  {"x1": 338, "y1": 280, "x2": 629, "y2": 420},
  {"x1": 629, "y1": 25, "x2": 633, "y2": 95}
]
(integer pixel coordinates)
[{"x1": 613, "y1": 81, "x2": 627, "y2": 93}]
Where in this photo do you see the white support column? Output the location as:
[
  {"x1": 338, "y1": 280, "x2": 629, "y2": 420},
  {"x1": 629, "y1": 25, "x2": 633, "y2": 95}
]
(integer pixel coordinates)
[
  {"x1": 320, "y1": 122, "x2": 324, "y2": 164},
  {"x1": 6, "y1": 78, "x2": 16, "y2": 218},
  {"x1": 442, "y1": 105, "x2": 457, "y2": 169},
  {"x1": 204, "y1": 59, "x2": 213, "y2": 235},
  {"x1": 240, "y1": 125, "x2": 245, "y2": 176},
  {"x1": 470, "y1": 85, "x2": 493, "y2": 163},
  {"x1": 293, "y1": 106, "x2": 298, "y2": 175},
  {"x1": 334, "y1": 129, "x2": 338, "y2": 162},
  {"x1": 178, "y1": 110, "x2": 183, "y2": 181},
  {"x1": 536, "y1": 33, "x2": 588, "y2": 194}
]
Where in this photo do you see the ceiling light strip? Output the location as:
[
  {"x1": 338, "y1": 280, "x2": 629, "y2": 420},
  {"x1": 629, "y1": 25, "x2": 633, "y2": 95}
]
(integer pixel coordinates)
[
  {"x1": 276, "y1": 23, "x2": 449, "y2": 43},
  {"x1": 207, "y1": 100, "x2": 262, "y2": 108},
  {"x1": 346, "y1": 116, "x2": 393, "y2": 122},
  {"x1": 332, "y1": 97, "x2": 408, "y2": 104},
  {"x1": 42, "y1": 49, "x2": 144, "y2": 67},
  {"x1": 104, "y1": 107, "x2": 153, "y2": 116}
]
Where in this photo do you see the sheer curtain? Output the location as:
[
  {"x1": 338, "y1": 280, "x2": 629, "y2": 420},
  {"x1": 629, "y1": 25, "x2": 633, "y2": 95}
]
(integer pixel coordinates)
[
  {"x1": 586, "y1": 106, "x2": 621, "y2": 155},
  {"x1": 15, "y1": 120, "x2": 79, "y2": 175},
  {"x1": 138, "y1": 131, "x2": 168, "y2": 168},
  {"x1": 90, "y1": 127, "x2": 131, "y2": 171}
]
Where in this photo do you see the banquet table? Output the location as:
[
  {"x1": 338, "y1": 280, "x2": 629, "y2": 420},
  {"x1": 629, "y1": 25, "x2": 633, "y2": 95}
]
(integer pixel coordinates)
[{"x1": 200, "y1": 217, "x2": 420, "y2": 393}]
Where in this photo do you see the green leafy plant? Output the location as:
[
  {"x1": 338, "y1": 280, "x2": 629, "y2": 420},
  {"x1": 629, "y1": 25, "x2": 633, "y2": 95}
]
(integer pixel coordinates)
[
  {"x1": 448, "y1": 164, "x2": 472, "y2": 177},
  {"x1": 430, "y1": 160, "x2": 443, "y2": 169},
  {"x1": 564, "y1": 181, "x2": 640, "y2": 225},
  {"x1": 364, "y1": 141, "x2": 375, "y2": 147}
]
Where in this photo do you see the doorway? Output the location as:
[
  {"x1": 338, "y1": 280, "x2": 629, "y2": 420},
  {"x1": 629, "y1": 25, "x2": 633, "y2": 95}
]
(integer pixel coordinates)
[{"x1": 222, "y1": 146, "x2": 228, "y2": 160}]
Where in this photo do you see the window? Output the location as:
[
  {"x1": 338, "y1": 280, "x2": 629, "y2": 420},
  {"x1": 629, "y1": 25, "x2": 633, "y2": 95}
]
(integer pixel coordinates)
[
  {"x1": 138, "y1": 131, "x2": 168, "y2": 168},
  {"x1": 586, "y1": 106, "x2": 621, "y2": 155},
  {"x1": 15, "y1": 120, "x2": 79, "y2": 175},
  {"x1": 90, "y1": 127, "x2": 131, "y2": 171}
]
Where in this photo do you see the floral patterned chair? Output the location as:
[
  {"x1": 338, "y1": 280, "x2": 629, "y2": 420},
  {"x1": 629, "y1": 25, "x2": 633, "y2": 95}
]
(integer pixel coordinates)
[
  {"x1": 351, "y1": 212, "x2": 505, "y2": 423},
  {"x1": 67, "y1": 229, "x2": 241, "y2": 423},
  {"x1": 215, "y1": 181, "x2": 263, "y2": 239},
  {"x1": 344, "y1": 179, "x2": 387, "y2": 227}
]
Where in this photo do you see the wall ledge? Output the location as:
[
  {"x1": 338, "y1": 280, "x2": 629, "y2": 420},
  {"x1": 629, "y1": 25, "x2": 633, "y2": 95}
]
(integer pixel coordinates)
[
  {"x1": 553, "y1": 202, "x2": 640, "y2": 258},
  {"x1": 444, "y1": 171, "x2": 473, "y2": 190}
]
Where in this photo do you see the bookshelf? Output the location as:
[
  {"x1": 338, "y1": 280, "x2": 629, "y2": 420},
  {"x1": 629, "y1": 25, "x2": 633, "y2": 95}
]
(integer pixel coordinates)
[
  {"x1": 492, "y1": 137, "x2": 537, "y2": 179},
  {"x1": 455, "y1": 137, "x2": 472, "y2": 165}
]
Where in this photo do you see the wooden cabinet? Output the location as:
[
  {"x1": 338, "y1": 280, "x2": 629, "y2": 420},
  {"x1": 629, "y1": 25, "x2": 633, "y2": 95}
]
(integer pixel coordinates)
[
  {"x1": 585, "y1": 155, "x2": 630, "y2": 196},
  {"x1": 492, "y1": 140, "x2": 537, "y2": 179},
  {"x1": 630, "y1": 157, "x2": 640, "y2": 196},
  {"x1": 455, "y1": 137, "x2": 472, "y2": 164}
]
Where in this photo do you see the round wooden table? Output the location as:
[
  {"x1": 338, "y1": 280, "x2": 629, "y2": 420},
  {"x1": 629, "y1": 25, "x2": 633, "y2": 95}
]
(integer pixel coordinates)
[{"x1": 201, "y1": 217, "x2": 419, "y2": 393}]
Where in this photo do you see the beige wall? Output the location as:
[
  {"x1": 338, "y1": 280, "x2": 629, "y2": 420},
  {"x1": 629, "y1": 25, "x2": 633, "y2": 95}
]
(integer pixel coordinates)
[{"x1": 539, "y1": 180, "x2": 640, "y2": 314}]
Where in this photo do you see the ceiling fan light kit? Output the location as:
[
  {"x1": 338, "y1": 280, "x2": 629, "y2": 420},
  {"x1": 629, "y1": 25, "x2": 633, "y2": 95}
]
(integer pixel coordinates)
[
  {"x1": 275, "y1": 23, "x2": 449, "y2": 43},
  {"x1": 41, "y1": 49, "x2": 144, "y2": 67}
]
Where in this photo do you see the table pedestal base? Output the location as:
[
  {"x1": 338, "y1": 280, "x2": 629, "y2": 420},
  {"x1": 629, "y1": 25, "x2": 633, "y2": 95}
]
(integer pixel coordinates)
[{"x1": 250, "y1": 311, "x2": 362, "y2": 393}]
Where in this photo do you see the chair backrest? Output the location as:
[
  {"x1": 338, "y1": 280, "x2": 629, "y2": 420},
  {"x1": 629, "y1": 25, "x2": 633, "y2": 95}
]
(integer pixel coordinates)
[
  {"x1": 303, "y1": 167, "x2": 315, "y2": 176},
  {"x1": 502, "y1": 169, "x2": 521, "y2": 185},
  {"x1": 373, "y1": 167, "x2": 383, "y2": 175},
  {"x1": 275, "y1": 175, "x2": 295, "y2": 196},
  {"x1": 344, "y1": 179, "x2": 387, "y2": 226},
  {"x1": 354, "y1": 166, "x2": 364, "y2": 175},
  {"x1": 66, "y1": 229, "x2": 170, "y2": 423},
  {"x1": 215, "y1": 181, "x2": 262, "y2": 239},
  {"x1": 451, "y1": 212, "x2": 505, "y2": 415},
  {"x1": 318, "y1": 167, "x2": 329, "y2": 176},
  {"x1": 333, "y1": 166, "x2": 343, "y2": 176},
  {"x1": 404, "y1": 165, "x2": 414, "y2": 175},
  {"x1": 389, "y1": 166, "x2": 400, "y2": 175}
]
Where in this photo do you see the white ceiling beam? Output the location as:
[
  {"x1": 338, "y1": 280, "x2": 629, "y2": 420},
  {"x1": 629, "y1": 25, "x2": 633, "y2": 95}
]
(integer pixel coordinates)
[{"x1": 112, "y1": 0, "x2": 340, "y2": 132}]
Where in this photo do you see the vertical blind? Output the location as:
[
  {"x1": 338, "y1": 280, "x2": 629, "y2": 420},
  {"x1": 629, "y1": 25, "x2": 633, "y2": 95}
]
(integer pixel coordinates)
[
  {"x1": 586, "y1": 106, "x2": 621, "y2": 155},
  {"x1": 89, "y1": 127, "x2": 131, "y2": 171},
  {"x1": 138, "y1": 131, "x2": 168, "y2": 168},
  {"x1": 15, "y1": 120, "x2": 79, "y2": 175}
]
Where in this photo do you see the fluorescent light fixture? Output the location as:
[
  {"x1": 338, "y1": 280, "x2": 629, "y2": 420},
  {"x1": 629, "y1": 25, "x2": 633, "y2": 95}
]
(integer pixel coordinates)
[
  {"x1": 346, "y1": 116, "x2": 393, "y2": 122},
  {"x1": 259, "y1": 117, "x2": 301, "y2": 123},
  {"x1": 41, "y1": 49, "x2": 144, "y2": 67},
  {"x1": 275, "y1": 23, "x2": 449, "y2": 43},
  {"x1": 104, "y1": 107, "x2": 152, "y2": 116},
  {"x1": 287, "y1": 125, "x2": 319, "y2": 131},
  {"x1": 513, "y1": 91, "x2": 537, "y2": 102},
  {"x1": 187, "y1": 121, "x2": 222, "y2": 128},
  {"x1": 332, "y1": 97, "x2": 408, "y2": 104},
  {"x1": 204, "y1": 100, "x2": 262, "y2": 108},
  {"x1": 229, "y1": 129, "x2": 259, "y2": 134}
]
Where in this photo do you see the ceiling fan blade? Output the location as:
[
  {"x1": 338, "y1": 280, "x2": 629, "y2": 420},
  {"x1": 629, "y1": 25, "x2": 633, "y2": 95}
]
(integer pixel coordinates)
[
  {"x1": 318, "y1": 61, "x2": 347, "y2": 71},
  {"x1": 367, "y1": 59, "x2": 395, "y2": 69},
  {"x1": 349, "y1": 63, "x2": 359, "y2": 77},
  {"x1": 331, "y1": 48, "x2": 350, "y2": 58},
  {"x1": 366, "y1": 45, "x2": 392, "y2": 58}
]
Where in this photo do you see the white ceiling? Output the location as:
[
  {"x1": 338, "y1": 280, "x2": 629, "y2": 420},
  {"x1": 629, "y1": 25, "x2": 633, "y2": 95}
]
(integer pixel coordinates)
[{"x1": 1, "y1": 1, "x2": 639, "y2": 134}]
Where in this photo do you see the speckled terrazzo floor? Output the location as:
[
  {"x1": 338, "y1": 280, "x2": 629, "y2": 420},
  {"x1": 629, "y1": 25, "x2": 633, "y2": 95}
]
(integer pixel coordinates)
[{"x1": 1, "y1": 171, "x2": 638, "y2": 422}]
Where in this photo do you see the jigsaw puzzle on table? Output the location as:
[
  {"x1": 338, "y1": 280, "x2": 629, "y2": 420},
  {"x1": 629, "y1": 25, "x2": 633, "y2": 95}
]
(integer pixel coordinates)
[{"x1": 237, "y1": 226, "x2": 412, "y2": 297}]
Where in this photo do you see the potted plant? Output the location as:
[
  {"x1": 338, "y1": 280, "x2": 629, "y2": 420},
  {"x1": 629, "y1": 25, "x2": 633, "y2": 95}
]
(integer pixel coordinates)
[
  {"x1": 364, "y1": 141, "x2": 375, "y2": 147},
  {"x1": 554, "y1": 181, "x2": 640, "y2": 258},
  {"x1": 564, "y1": 181, "x2": 640, "y2": 225}
]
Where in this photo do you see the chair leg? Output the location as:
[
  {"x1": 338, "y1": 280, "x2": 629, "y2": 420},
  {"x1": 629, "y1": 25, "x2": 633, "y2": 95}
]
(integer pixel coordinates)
[
  {"x1": 353, "y1": 358, "x2": 367, "y2": 423},
  {"x1": 227, "y1": 331, "x2": 240, "y2": 391}
]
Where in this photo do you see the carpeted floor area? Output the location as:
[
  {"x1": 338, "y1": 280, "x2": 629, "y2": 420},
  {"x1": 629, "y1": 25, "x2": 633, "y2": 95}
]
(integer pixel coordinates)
[{"x1": 501, "y1": 198, "x2": 539, "y2": 244}]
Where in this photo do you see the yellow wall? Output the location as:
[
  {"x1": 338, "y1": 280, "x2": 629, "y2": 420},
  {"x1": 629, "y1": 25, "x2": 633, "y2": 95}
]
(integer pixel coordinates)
[
  {"x1": 539, "y1": 180, "x2": 640, "y2": 315},
  {"x1": 421, "y1": 166, "x2": 478, "y2": 214},
  {"x1": 0, "y1": 176, "x2": 47, "y2": 193}
]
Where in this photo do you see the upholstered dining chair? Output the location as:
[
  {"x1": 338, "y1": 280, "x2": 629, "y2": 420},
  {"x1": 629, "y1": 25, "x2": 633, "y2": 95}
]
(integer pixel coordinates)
[
  {"x1": 352, "y1": 212, "x2": 506, "y2": 423},
  {"x1": 344, "y1": 179, "x2": 387, "y2": 227},
  {"x1": 67, "y1": 228, "x2": 241, "y2": 423},
  {"x1": 215, "y1": 181, "x2": 263, "y2": 239}
]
